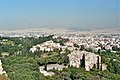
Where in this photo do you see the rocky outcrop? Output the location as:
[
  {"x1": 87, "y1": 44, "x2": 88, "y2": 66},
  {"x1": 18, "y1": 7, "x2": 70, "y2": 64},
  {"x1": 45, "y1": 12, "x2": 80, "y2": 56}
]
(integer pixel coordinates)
[{"x1": 0, "y1": 60, "x2": 7, "y2": 75}]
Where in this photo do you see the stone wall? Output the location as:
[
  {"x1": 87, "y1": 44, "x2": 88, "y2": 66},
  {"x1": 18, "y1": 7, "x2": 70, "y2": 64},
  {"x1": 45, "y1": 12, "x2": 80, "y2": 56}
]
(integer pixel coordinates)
[{"x1": 68, "y1": 51, "x2": 106, "y2": 71}]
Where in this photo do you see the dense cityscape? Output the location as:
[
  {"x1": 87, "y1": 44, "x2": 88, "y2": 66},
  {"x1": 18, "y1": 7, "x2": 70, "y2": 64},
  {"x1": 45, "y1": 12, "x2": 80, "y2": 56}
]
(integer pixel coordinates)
[
  {"x1": 0, "y1": 0, "x2": 119, "y2": 80},
  {"x1": 0, "y1": 28, "x2": 119, "y2": 80}
]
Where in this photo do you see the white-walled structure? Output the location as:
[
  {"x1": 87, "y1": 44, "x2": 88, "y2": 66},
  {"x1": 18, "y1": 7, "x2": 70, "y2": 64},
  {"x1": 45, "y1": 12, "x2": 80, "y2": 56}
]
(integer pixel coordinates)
[{"x1": 68, "y1": 51, "x2": 107, "y2": 71}]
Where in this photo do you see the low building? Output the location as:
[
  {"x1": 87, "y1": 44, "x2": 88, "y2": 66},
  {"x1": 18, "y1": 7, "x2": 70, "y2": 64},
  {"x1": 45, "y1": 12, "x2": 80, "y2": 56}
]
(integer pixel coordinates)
[
  {"x1": 39, "y1": 64, "x2": 68, "y2": 76},
  {"x1": 30, "y1": 40, "x2": 62, "y2": 52}
]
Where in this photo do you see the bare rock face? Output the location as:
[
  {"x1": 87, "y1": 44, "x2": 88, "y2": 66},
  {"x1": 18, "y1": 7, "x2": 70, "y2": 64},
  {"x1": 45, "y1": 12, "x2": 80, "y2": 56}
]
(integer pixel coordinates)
[
  {"x1": 0, "y1": 60, "x2": 7, "y2": 75},
  {"x1": 68, "y1": 51, "x2": 106, "y2": 71}
]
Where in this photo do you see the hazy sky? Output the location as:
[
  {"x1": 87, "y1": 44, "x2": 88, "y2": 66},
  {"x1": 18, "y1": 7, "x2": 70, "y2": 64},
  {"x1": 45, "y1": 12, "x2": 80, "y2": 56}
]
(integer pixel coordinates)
[{"x1": 0, "y1": 0, "x2": 119, "y2": 30}]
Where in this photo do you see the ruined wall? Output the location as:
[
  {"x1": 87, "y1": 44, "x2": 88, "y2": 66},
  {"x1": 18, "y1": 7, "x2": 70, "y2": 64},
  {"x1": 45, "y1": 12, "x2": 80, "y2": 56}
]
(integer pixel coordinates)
[{"x1": 68, "y1": 51, "x2": 102, "y2": 71}]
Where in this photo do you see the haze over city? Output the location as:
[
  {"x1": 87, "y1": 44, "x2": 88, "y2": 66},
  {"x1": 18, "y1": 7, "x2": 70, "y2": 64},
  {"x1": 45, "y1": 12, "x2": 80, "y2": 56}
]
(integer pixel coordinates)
[
  {"x1": 0, "y1": 0, "x2": 119, "y2": 31},
  {"x1": 0, "y1": 0, "x2": 120, "y2": 80}
]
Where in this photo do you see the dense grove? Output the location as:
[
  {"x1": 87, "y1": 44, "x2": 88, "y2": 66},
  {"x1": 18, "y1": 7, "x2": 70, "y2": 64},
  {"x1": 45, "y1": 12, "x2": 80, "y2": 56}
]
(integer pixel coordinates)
[{"x1": 0, "y1": 36, "x2": 120, "y2": 80}]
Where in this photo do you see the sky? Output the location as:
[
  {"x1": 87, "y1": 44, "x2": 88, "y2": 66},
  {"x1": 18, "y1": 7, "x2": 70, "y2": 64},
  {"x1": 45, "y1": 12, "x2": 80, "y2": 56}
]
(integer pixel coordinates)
[{"x1": 0, "y1": 0, "x2": 119, "y2": 30}]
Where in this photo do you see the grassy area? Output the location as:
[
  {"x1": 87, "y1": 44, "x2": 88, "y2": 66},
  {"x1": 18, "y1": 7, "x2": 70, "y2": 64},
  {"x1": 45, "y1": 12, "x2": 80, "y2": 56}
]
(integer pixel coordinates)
[{"x1": 2, "y1": 56, "x2": 40, "y2": 80}]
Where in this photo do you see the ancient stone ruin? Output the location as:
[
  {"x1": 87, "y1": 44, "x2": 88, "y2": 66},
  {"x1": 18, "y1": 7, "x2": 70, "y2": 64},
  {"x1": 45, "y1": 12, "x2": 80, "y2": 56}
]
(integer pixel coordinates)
[{"x1": 68, "y1": 51, "x2": 107, "y2": 71}]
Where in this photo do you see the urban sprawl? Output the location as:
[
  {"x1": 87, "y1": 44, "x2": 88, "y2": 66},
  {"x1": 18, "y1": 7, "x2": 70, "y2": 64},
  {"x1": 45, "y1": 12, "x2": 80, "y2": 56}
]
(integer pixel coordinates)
[{"x1": 0, "y1": 29, "x2": 120, "y2": 80}]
